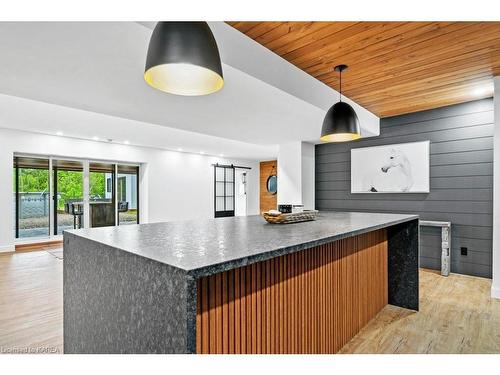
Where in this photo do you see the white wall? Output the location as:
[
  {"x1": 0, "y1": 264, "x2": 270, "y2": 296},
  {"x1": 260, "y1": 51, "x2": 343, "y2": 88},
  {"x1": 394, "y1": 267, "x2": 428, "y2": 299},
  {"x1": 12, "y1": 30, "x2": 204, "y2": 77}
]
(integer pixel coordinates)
[
  {"x1": 277, "y1": 142, "x2": 302, "y2": 206},
  {"x1": 301, "y1": 142, "x2": 315, "y2": 210},
  {"x1": 277, "y1": 142, "x2": 315, "y2": 210},
  {"x1": 0, "y1": 128, "x2": 259, "y2": 252},
  {"x1": 492, "y1": 76, "x2": 500, "y2": 299}
]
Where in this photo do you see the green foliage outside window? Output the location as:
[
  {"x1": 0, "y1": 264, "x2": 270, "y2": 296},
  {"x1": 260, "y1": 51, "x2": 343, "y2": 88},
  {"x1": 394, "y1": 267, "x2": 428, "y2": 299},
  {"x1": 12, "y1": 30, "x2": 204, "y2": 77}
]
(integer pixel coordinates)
[
  {"x1": 15, "y1": 168, "x2": 49, "y2": 192},
  {"x1": 89, "y1": 172, "x2": 106, "y2": 198},
  {"x1": 13, "y1": 168, "x2": 106, "y2": 210}
]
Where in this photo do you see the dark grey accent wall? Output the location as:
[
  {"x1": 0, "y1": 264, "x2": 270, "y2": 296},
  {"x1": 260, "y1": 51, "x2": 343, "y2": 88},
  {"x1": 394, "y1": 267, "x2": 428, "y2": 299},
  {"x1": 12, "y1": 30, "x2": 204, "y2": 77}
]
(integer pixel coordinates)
[{"x1": 315, "y1": 98, "x2": 494, "y2": 278}]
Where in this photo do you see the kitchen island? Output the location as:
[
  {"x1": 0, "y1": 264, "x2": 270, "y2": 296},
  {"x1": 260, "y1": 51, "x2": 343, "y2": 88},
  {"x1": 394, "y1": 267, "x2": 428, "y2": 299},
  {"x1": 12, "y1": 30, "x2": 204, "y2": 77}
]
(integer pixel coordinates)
[{"x1": 63, "y1": 211, "x2": 419, "y2": 354}]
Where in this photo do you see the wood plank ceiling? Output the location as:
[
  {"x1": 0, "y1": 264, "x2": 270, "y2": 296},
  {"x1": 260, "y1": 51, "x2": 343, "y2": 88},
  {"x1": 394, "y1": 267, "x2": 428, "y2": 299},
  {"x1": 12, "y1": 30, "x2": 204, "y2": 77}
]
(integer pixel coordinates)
[{"x1": 227, "y1": 22, "x2": 500, "y2": 118}]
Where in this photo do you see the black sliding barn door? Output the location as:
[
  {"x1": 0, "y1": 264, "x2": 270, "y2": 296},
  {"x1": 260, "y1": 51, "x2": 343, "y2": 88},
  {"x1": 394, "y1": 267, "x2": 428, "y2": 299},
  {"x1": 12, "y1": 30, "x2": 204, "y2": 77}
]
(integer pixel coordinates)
[{"x1": 214, "y1": 165, "x2": 235, "y2": 218}]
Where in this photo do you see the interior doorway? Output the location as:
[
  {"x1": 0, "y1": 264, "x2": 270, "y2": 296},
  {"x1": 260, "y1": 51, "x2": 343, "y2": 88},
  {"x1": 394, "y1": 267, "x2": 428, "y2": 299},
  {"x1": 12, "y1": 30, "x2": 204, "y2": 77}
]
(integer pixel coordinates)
[
  {"x1": 213, "y1": 163, "x2": 251, "y2": 218},
  {"x1": 234, "y1": 169, "x2": 248, "y2": 216},
  {"x1": 214, "y1": 165, "x2": 235, "y2": 218}
]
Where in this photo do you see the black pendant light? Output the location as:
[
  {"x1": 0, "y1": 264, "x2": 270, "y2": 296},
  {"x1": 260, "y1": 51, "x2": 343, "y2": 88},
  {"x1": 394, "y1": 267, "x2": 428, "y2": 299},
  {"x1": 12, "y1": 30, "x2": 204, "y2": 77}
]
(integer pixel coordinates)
[
  {"x1": 144, "y1": 22, "x2": 224, "y2": 96},
  {"x1": 320, "y1": 64, "x2": 360, "y2": 142}
]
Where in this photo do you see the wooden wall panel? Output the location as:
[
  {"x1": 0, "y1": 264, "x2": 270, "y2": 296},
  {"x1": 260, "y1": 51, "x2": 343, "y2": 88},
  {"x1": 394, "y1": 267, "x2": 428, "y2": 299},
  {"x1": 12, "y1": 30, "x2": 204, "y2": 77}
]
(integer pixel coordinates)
[
  {"x1": 196, "y1": 229, "x2": 388, "y2": 354},
  {"x1": 316, "y1": 98, "x2": 493, "y2": 278},
  {"x1": 259, "y1": 160, "x2": 277, "y2": 213}
]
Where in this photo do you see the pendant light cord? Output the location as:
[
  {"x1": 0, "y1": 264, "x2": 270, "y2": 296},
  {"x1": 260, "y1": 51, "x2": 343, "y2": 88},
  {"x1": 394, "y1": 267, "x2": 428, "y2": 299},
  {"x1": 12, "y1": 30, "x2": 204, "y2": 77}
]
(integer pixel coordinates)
[{"x1": 339, "y1": 68, "x2": 342, "y2": 102}]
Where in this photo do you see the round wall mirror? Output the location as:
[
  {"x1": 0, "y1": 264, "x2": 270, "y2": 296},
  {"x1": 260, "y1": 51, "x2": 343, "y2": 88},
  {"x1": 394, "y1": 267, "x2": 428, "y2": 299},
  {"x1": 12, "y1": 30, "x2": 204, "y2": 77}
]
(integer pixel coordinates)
[{"x1": 266, "y1": 175, "x2": 277, "y2": 195}]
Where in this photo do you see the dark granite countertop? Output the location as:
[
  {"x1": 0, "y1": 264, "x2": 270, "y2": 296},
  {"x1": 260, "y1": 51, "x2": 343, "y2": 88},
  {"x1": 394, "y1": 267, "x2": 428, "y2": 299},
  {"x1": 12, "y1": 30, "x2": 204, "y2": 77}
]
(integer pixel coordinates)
[{"x1": 65, "y1": 211, "x2": 418, "y2": 277}]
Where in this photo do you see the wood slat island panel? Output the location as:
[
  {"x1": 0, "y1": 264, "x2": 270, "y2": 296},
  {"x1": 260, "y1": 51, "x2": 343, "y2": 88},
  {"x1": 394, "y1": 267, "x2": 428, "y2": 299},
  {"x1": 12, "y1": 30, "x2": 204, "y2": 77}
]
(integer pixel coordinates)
[{"x1": 196, "y1": 229, "x2": 388, "y2": 354}]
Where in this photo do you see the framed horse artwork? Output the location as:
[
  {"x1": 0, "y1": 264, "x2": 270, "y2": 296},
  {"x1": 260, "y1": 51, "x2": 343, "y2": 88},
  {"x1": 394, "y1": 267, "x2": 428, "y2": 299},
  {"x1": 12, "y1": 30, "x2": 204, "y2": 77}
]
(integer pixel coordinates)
[{"x1": 351, "y1": 140, "x2": 430, "y2": 193}]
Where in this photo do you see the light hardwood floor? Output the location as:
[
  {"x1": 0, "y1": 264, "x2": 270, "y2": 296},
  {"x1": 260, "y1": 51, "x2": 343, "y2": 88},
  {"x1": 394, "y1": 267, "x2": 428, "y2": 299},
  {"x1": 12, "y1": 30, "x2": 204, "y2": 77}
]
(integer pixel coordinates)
[
  {"x1": 340, "y1": 270, "x2": 500, "y2": 353},
  {"x1": 0, "y1": 249, "x2": 62, "y2": 354},
  {"x1": 1, "y1": 249, "x2": 499, "y2": 354}
]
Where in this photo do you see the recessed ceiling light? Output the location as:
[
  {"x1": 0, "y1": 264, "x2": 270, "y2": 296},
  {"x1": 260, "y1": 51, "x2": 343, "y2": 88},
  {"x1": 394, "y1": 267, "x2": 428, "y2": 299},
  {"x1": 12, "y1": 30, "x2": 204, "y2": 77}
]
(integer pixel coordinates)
[
  {"x1": 177, "y1": 148, "x2": 183, "y2": 152},
  {"x1": 124, "y1": 140, "x2": 130, "y2": 145},
  {"x1": 56, "y1": 131, "x2": 63, "y2": 136},
  {"x1": 92, "y1": 136, "x2": 99, "y2": 141}
]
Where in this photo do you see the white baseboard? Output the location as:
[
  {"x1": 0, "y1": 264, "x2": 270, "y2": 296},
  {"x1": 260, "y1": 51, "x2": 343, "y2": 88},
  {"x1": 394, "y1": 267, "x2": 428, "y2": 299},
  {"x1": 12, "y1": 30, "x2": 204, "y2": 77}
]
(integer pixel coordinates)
[
  {"x1": 0, "y1": 244, "x2": 15, "y2": 253},
  {"x1": 492, "y1": 286, "x2": 500, "y2": 300}
]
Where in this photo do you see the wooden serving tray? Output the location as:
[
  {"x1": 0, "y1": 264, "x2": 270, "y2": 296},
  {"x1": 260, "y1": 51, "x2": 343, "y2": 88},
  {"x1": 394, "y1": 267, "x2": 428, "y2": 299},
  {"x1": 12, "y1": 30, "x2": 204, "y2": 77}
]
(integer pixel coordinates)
[{"x1": 262, "y1": 210, "x2": 319, "y2": 224}]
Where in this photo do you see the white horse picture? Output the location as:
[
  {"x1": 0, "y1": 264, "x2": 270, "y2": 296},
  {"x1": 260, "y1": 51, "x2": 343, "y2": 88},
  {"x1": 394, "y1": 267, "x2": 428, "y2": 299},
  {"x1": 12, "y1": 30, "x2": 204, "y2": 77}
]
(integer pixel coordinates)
[
  {"x1": 351, "y1": 141, "x2": 429, "y2": 193},
  {"x1": 362, "y1": 148, "x2": 413, "y2": 192}
]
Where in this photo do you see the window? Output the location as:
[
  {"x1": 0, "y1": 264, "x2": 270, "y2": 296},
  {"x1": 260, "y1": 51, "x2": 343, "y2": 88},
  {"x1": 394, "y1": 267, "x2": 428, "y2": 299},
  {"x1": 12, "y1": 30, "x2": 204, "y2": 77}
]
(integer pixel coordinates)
[
  {"x1": 214, "y1": 165, "x2": 235, "y2": 218},
  {"x1": 12, "y1": 155, "x2": 140, "y2": 240},
  {"x1": 13, "y1": 157, "x2": 50, "y2": 238},
  {"x1": 117, "y1": 165, "x2": 139, "y2": 225},
  {"x1": 89, "y1": 162, "x2": 115, "y2": 228},
  {"x1": 53, "y1": 159, "x2": 84, "y2": 235}
]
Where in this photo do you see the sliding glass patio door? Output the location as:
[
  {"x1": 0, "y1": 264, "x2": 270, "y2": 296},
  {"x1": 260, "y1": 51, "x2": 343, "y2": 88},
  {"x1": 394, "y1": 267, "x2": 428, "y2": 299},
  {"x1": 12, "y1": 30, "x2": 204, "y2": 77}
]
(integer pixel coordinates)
[
  {"x1": 53, "y1": 159, "x2": 84, "y2": 235},
  {"x1": 89, "y1": 162, "x2": 116, "y2": 228},
  {"x1": 13, "y1": 156, "x2": 50, "y2": 238},
  {"x1": 13, "y1": 155, "x2": 141, "y2": 240},
  {"x1": 117, "y1": 165, "x2": 139, "y2": 225}
]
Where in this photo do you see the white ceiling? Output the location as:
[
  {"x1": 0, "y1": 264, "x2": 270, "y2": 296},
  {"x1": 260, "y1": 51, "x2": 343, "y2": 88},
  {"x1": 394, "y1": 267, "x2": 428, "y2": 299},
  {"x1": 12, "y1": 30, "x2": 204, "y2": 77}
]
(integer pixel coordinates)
[
  {"x1": 0, "y1": 21, "x2": 379, "y2": 159},
  {"x1": 0, "y1": 93, "x2": 278, "y2": 160}
]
